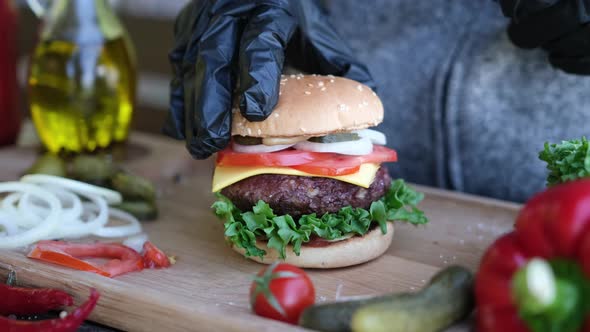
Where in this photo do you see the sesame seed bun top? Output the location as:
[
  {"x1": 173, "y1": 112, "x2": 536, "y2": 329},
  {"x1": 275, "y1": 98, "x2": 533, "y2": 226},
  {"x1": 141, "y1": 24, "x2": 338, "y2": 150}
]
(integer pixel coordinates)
[{"x1": 231, "y1": 74, "x2": 384, "y2": 138}]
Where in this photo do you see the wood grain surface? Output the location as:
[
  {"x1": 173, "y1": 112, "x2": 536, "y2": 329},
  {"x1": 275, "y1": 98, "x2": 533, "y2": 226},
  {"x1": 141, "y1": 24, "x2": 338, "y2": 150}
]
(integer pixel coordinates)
[{"x1": 0, "y1": 133, "x2": 520, "y2": 331}]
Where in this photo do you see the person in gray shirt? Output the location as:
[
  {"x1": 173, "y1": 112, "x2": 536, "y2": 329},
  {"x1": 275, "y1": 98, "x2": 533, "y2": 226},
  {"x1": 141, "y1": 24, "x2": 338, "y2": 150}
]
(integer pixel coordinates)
[{"x1": 164, "y1": 0, "x2": 590, "y2": 202}]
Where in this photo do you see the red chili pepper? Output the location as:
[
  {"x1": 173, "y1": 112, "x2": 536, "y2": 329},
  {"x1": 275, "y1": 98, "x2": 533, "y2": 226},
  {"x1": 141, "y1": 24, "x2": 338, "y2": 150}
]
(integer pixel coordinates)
[
  {"x1": 0, "y1": 283, "x2": 73, "y2": 316},
  {"x1": 476, "y1": 179, "x2": 590, "y2": 332},
  {"x1": 0, "y1": 288, "x2": 99, "y2": 332}
]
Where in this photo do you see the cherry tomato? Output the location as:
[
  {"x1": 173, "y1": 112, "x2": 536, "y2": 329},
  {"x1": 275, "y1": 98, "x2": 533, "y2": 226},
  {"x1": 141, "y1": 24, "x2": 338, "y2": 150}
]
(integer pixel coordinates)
[
  {"x1": 217, "y1": 145, "x2": 398, "y2": 176},
  {"x1": 28, "y1": 241, "x2": 144, "y2": 277},
  {"x1": 142, "y1": 241, "x2": 171, "y2": 268},
  {"x1": 250, "y1": 262, "x2": 315, "y2": 324}
]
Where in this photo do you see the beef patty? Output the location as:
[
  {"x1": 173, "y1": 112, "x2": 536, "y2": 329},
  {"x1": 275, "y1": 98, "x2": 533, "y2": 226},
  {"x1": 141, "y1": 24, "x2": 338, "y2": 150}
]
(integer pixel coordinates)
[{"x1": 221, "y1": 166, "x2": 391, "y2": 216}]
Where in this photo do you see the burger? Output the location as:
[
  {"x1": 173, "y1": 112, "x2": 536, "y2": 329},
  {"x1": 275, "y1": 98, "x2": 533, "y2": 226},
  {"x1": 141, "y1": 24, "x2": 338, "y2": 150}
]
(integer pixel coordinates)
[{"x1": 212, "y1": 74, "x2": 427, "y2": 268}]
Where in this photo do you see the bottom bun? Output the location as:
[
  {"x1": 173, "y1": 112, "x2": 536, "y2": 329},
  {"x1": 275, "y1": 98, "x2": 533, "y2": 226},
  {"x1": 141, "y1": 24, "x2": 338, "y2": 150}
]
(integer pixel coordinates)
[{"x1": 230, "y1": 222, "x2": 394, "y2": 268}]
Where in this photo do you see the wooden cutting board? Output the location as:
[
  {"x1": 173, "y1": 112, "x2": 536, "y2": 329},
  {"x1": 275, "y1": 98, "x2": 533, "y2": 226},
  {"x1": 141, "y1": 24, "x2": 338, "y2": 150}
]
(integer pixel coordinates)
[{"x1": 0, "y1": 133, "x2": 520, "y2": 331}]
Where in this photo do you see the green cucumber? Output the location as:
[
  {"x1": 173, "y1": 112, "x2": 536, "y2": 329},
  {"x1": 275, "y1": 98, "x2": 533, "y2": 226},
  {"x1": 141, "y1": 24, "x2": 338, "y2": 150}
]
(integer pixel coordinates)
[{"x1": 299, "y1": 266, "x2": 474, "y2": 332}]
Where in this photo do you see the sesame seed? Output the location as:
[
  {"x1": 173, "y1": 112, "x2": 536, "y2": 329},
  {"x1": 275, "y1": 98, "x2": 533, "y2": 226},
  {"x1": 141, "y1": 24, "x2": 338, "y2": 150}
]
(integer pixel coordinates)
[
  {"x1": 328, "y1": 74, "x2": 335, "y2": 78},
  {"x1": 362, "y1": 101, "x2": 369, "y2": 106},
  {"x1": 321, "y1": 87, "x2": 327, "y2": 91},
  {"x1": 372, "y1": 91, "x2": 377, "y2": 96},
  {"x1": 357, "y1": 85, "x2": 364, "y2": 91},
  {"x1": 329, "y1": 79, "x2": 335, "y2": 83},
  {"x1": 257, "y1": 129, "x2": 262, "y2": 135},
  {"x1": 281, "y1": 78, "x2": 288, "y2": 82},
  {"x1": 307, "y1": 83, "x2": 314, "y2": 87},
  {"x1": 312, "y1": 74, "x2": 317, "y2": 76},
  {"x1": 290, "y1": 74, "x2": 296, "y2": 78},
  {"x1": 274, "y1": 113, "x2": 280, "y2": 118},
  {"x1": 279, "y1": 91, "x2": 282, "y2": 95},
  {"x1": 280, "y1": 82, "x2": 285, "y2": 86},
  {"x1": 338, "y1": 104, "x2": 349, "y2": 112},
  {"x1": 301, "y1": 127, "x2": 307, "y2": 132},
  {"x1": 318, "y1": 81, "x2": 325, "y2": 87},
  {"x1": 304, "y1": 91, "x2": 311, "y2": 95},
  {"x1": 296, "y1": 76, "x2": 302, "y2": 80},
  {"x1": 247, "y1": 128, "x2": 252, "y2": 135}
]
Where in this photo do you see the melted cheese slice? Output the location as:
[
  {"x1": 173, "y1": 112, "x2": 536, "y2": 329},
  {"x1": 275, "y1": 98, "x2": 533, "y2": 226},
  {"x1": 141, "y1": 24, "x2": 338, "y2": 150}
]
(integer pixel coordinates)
[{"x1": 212, "y1": 163, "x2": 380, "y2": 192}]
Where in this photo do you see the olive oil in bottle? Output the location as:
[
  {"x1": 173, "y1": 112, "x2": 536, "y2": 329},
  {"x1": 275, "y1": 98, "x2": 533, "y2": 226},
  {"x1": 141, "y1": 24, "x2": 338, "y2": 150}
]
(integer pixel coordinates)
[{"x1": 27, "y1": 0, "x2": 136, "y2": 153}]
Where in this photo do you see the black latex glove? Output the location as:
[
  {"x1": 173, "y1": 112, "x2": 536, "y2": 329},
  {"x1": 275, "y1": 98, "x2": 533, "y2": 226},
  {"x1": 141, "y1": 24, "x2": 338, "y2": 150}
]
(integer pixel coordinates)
[
  {"x1": 163, "y1": 0, "x2": 374, "y2": 160},
  {"x1": 499, "y1": 0, "x2": 590, "y2": 74}
]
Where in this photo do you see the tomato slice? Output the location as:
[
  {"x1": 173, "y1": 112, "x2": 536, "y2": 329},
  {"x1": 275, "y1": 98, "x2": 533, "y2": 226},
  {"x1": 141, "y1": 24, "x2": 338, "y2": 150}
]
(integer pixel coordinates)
[
  {"x1": 28, "y1": 241, "x2": 144, "y2": 278},
  {"x1": 217, "y1": 145, "x2": 398, "y2": 176},
  {"x1": 358, "y1": 145, "x2": 398, "y2": 164},
  {"x1": 291, "y1": 157, "x2": 361, "y2": 176},
  {"x1": 217, "y1": 148, "x2": 333, "y2": 167},
  {"x1": 142, "y1": 241, "x2": 171, "y2": 268}
]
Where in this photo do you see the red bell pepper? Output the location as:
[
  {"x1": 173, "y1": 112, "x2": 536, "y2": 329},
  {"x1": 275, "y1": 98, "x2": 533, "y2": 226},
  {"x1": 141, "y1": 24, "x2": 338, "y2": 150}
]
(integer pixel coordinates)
[
  {"x1": 476, "y1": 179, "x2": 590, "y2": 332},
  {"x1": 28, "y1": 241, "x2": 144, "y2": 278},
  {"x1": 142, "y1": 241, "x2": 171, "y2": 269}
]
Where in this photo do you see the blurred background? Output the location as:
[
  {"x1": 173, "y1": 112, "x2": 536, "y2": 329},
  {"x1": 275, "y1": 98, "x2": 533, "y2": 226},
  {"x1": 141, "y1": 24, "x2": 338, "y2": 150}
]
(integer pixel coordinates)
[{"x1": 13, "y1": 0, "x2": 187, "y2": 136}]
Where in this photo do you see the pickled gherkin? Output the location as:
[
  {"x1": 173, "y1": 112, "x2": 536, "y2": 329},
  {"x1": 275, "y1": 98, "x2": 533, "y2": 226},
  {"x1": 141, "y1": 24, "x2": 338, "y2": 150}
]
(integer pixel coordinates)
[{"x1": 308, "y1": 133, "x2": 360, "y2": 143}]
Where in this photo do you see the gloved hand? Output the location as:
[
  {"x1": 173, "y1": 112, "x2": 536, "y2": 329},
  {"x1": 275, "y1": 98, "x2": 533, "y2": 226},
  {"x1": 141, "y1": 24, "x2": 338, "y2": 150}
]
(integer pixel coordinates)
[
  {"x1": 498, "y1": 0, "x2": 590, "y2": 75},
  {"x1": 163, "y1": 0, "x2": 375, "y2": 159}
]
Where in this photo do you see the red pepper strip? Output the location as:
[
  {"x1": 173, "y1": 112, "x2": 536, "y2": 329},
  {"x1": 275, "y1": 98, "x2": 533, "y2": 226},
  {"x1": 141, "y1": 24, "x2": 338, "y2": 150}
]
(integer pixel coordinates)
[
  {"x1": 28, "y1": 241, "x2": 143, "y2": 278},
  {"x1": 0, "y1": 283, "x2": 73, "y2": 315},
  {"x1": 0, "y1": 288, "x2": 99, "y2": 332},
  {"x1": 142, "y1": 241, "x2": 171, "y2": 269},
  {"x1": 475, "y1": 179, "x2": 590, "y2": 332}
]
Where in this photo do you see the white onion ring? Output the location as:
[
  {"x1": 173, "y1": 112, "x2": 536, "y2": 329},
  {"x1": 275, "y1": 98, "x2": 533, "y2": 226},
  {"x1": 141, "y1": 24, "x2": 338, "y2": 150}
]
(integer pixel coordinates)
[
  {"x1": 2, "y1": 193, "x2": 39, "y2": 228},
  {"x1": 0, "y1": 175, "x2": 145, "y2": 248},
  {"x1": 51, "y1": 193, "x2": 109, "y2": 239},
  {"x1": 123, "y1": 233, "x2": 149, "y2": 252},
  {"x1": 354, "y1": 129, "x2": 387, "y2": 145},
  {"x1": 294, "y1": 137, "x2": 373, "y2": 155},
  {"x1": 90, "y1": 205, "x2": 141, "y2": 238},
  {"x1": 18, "y1": 186, "x2": 83, "y2": 228},
  {"x1": 0, "y1": 182, "x2": 61, "y2": 249},
  {"x1": 0, "y1": 211, "x2": 19, "y2": 235},
  {"x1": 232, "y1": 142, "x2": 294, "y2": 153},
  {"x1": 21, "y1": 174, "x2": 122, "y2": 204}
]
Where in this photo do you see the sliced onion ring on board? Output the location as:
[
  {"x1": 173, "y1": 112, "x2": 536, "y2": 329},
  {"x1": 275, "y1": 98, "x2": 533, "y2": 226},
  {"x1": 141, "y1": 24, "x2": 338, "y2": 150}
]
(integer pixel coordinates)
[
  {"x1": 21, "y1": 174, "x2": 122, "y2": 204},
  {"x1": 0, "y1": 182, "x2": 61, "y2": 249},
  {"x1": 123, "y1": 233, "x2": 149, "y2": 252},
  {"x1": 0, "y1": 211, "x2": 19, "y2": 235},
  {"x1": 50, "y1": 194, "x2": 109, "y2": 239},
  {"x1": 294, "y1": 137, "x2": 373, "y2": 155},
  {"x1": 90, "y1": 205, "x2": 142, "y2": 238}
]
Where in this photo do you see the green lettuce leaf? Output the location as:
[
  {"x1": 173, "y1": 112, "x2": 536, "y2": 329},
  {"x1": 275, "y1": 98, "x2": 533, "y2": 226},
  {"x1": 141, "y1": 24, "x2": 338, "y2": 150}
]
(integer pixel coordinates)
[
  {"x1": 212, "y1": 179, "x2": 428, "y2": 259},
  {"x1": 539, "y1": 137, "x2": 590, "y2": 186}
]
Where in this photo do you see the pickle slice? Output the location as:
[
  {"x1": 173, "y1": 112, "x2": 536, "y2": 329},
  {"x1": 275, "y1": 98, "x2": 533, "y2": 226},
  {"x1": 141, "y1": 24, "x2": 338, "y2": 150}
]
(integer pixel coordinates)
[
  {"x1": 233, "y1": 136, "x2": 263, "y2": 145},
  {"x1": 308, "y1": 133, "x2": 360, "y2": 143}
]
